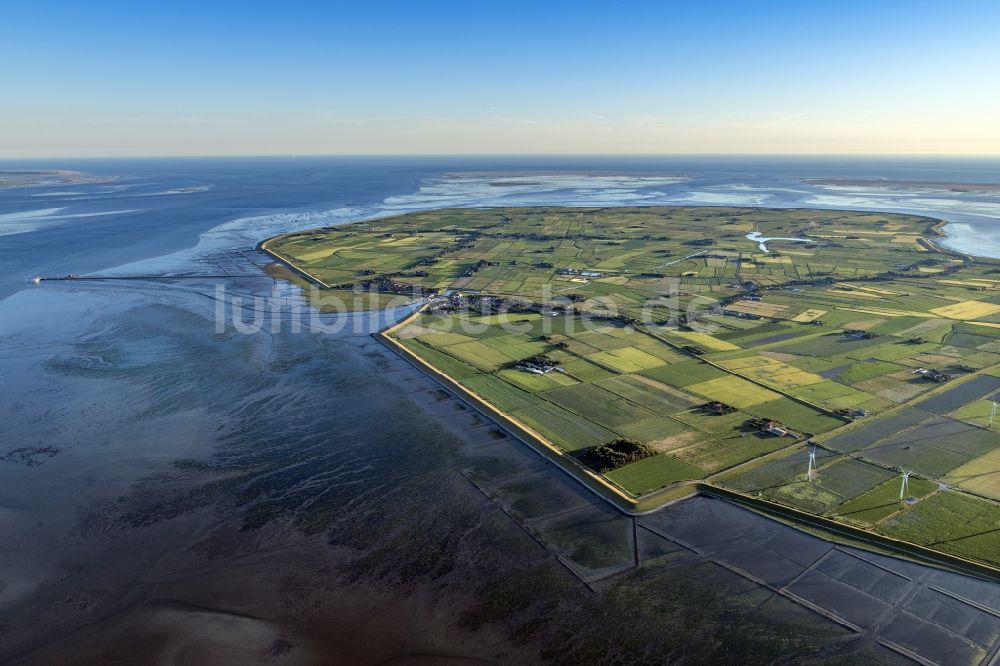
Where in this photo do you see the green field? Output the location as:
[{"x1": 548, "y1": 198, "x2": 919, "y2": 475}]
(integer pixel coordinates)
[
  {"x1": 268, "y1": 206, "x2": 1000, "y2": 569},
  {"x1": 830, "y1": 477, "x2": 938, "y2": 527},
  {"x1": 879, "y1": 491, "x2": 1000, "y2": 567},
  {"x1": 606, "y1": 455, "x2": 706, "y2": 495}
]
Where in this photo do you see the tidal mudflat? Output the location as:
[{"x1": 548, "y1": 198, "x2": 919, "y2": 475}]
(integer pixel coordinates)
[
  {"x1": 0, "y1": 271, "x2": 925, "y2": 665},
  {"x1": 0, "y1": 266, "x2": 993, "y2": 664}
]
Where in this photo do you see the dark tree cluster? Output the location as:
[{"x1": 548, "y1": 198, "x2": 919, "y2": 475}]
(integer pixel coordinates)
[{"x1": 576, "y1": 439, "x2": 654, "y2": 473}]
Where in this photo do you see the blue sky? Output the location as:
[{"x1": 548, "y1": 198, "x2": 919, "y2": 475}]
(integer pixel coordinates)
[{"x1": 2, "y1": 1, "x2": 999, "y2": 156}]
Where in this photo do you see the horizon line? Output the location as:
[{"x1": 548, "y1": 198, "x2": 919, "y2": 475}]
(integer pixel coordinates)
[{"x1": 3, "y1": 152, "x2": 1000, "y2": 162}]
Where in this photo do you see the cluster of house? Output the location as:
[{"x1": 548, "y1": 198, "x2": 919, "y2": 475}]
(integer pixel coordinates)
[
  {"x1": 721, "y1": 309, "x2": 763, "y2": 320},
  {"x1": 745, "y1": 416, "x2": 796, "y2": 437},
  {"x1": 758, "y1": 420, "x2": 793, "y2": 437},
  {"x1": 702, "y1": 404, "x2": 795, "y2": 437},
  {"x1": 515, "y1": 355, "x2": 562, "y2": 375},
  {"x1": 913, "y1": 367, "x2": 951, "y2": 383},
  {"x1": 557, "y1": 268, "x2": 605, "y2": 278},
  {"x1": 843, "y1": 329, "x2": 883, "y2": 340},
  {"x1": 718, "y1": 292, "x2": 766, "y2": 320},
  {"x1": 434, "y1": 292, "x2": 516, "y2": 314}
]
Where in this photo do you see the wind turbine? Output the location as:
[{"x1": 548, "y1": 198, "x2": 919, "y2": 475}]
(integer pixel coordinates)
[
  {"x1": 899, "y1": 470, "x2": 910, "y2": 502},
  {"x1": 807, "y1": 447, "x2": 817, "y2": 482},
  {"x1": 990, "y1": 400, "x2": 997, "y2": 429}
]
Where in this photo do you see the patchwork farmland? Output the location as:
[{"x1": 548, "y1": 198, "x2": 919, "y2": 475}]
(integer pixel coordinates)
[{"x1": 266, "y1": 206, "x2": 1000, "y2": 569}]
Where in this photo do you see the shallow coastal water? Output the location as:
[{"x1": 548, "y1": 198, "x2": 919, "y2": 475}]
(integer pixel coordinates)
[{"x1": 3, "y1": 156, "x2": 1000, "y2": 664}]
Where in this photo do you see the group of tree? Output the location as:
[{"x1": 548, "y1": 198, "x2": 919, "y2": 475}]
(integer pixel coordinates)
[{"x1": 576, "y1": 438, "x2": 654, "y2": 473}]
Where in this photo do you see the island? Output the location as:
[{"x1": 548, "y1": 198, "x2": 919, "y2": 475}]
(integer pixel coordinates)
[
  {"x1": 263, "y1": 206, "x2": 1000, "y2": 575},
  {"x1": 0, "y1": 169, "x2": 118, "y2": 188}
]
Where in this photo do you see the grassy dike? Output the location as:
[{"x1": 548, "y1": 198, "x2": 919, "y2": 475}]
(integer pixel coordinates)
[
  {"x1": 258, "y1": 236, "x2": 334, "y2": 288},
  {"x1": 377, "y1": 304, "x2": 661, "y2": 512}
]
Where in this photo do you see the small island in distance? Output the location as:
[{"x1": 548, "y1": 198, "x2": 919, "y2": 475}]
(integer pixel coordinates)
[
  {"x1": 264, "y1": 206, "x2": 1000, "y2": 575},
  {"x1": 0, "y1": 169, "x2": 119, "y2": 189}
]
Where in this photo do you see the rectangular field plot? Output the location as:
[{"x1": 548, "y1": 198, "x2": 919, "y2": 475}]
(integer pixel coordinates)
[
  {"x1": 878, "y1": 491, "x2": 1000, "y2": 567},
  {"x1": 670, "y1": 408, "x2": 748, "y2": 433},
  {"x1": 441, "y1": 340, "x2": 516, "y2": 370},
  {"x1": 412, "y1": 330, "x2": 476, "y2": 347},
  {"x1": 587, "y1": 346, "x2": 667, "y2": 373},
  {"x1": 833, "y1": 360, "x2": 906, "y2": 384},
  {"x1": 763, "y1": 480, "x2": 850, "y2": 514},
  {"x1": 723, "y1": 447, "x2": 839, "y2": 493},
  {"x1": 614, "y1": 417, "x2": 690, "y2": 443},
  {"x1": 464, "y1": 312, "x2": 545, "y2": 326},
  {"x1": 593, "y1": 375, "x2": 700, "y2": 412},
  {"x1": 821, "y1": 408, "x2": 933, "y2": 453},
  {"x1": 495, "y1": 368, "x2": 577, "y2": 392},
  {"x1": 716, "y1": 355, "x2": 826, "y2": 389},
  {"x1": 815, "y1": 458, "x2": 898, "y2": 499},
  {"x1": 685, "y1": 376, "x2": 782, "y2": 409},
  {"x1": 510, "y1": 402, "x2": 616, "y2": 452},
  {"x1": 790, "y1": 308, "x2": 828, "y2": 323},
  {"x1": 943, "y1": 447, "x2": 1000, "y2": 500},
  {"x1": 929, "y1": 300, "x2": 1000, "y2": 320},
  {"x1": 400, "y1": 339, "x2": 481, "y2": 379},
  {"x1": 747, "y1": 398, "x2": 845, "y2": 435},
  {"x1": 831, "y1": 477, "x2": 938, "y2": 527},
  {"x1": 665, "y1": 330, "x2": 741, "y2": 351},
  {"x1": 541, "y1": 383, "x2": 657, "y2": 427},
  {"x1": 738, "y1": 458, "x2": 896, "y2": 514},
  {"x1": 787, "y1": 381, "x2": 890, "y2": 413},
  {"x1": 918, "y1": 374, "x2": 1000, "y2": 415},
  {"x1": 639, "y1": 360, "x2": 729, "y2": 387},
  {"x1": 478, "y1": 333, "x2": 549, "y2": 359},
  {"x1": 772, "y1": 333, "x2": 889, "y2": 358},
  {"x1": 566, "y1": 330, "x2": 633, "y2": 351},
  {"x1": 674, "y1": 432, "x2": 796, "y2": 474},
  {"x1": 859, "y1": 416, "x2": 998, "y2": 478},
  {"x1": 461, "y1": 375, "x2": 535, "y2": 412},
  {"x1": 559, "y1": 357, "x2": 617, "y2": 382},
  {"x1": 605, "y1": 454, "x2": 706, "y2": 495},
  {"x1": 630, "y1": 339, "x2": 689, "y2": 363}
]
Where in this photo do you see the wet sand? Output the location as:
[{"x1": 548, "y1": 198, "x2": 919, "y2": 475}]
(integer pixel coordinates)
[{"x1": 804, "y1": 178, "x2": 1000, "y2": 192}]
